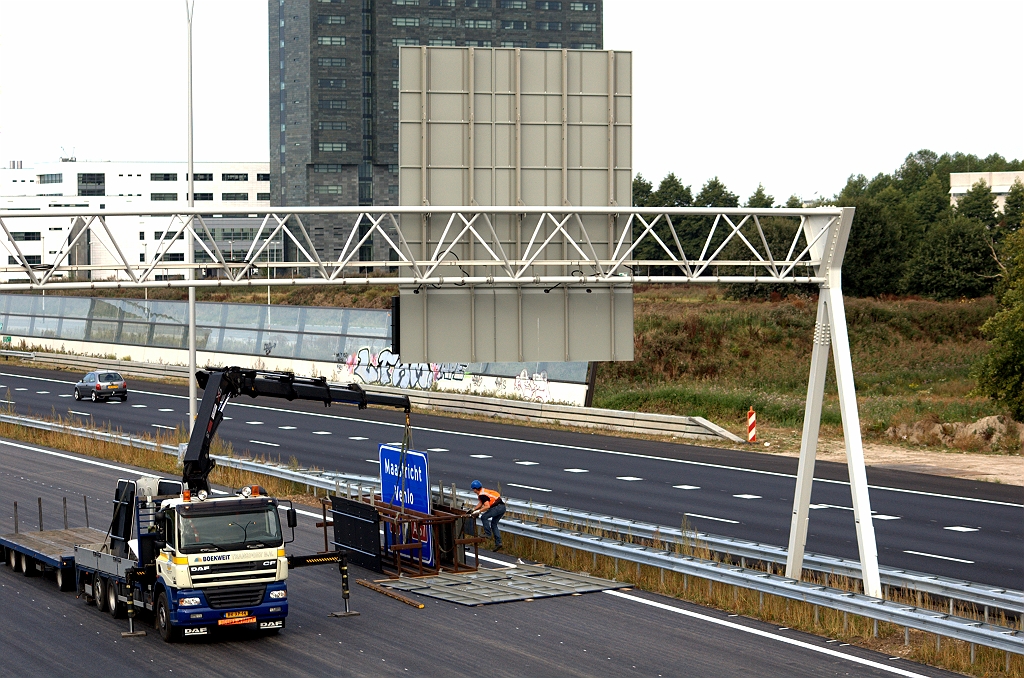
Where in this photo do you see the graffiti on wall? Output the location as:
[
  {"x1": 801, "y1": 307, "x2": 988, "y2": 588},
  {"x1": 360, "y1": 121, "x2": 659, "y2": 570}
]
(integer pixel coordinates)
[{"x1": 341, "y1": 347, "x2": 467, "y2": 390}]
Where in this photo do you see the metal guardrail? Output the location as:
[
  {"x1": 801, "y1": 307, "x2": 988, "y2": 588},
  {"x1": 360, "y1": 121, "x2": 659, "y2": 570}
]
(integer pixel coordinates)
[
  {"x1": 2, "y1": 411, "x2": 1020, "y2": 655},
  {"x1": 0, "y1": 350, "x2": 35, "y2": 360}
]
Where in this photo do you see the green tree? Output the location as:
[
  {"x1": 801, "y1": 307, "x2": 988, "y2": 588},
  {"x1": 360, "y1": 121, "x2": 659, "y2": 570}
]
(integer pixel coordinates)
[
  {"x1": 694, "y1": 177, "x2": 739, "y2": 207},
  {"x1": 901, "y1": 216, "x2": 997, "y2": 299},
  {"x1": 956, "y1": 180, "x2": 999, "y2": 229},
  {"x1": 1001, "y1": 177, "x2": 1024, "y2": 234},
  {"x1": 838, "y1": 195, "x2": 907, "y2": 297},
  {"x1": 973, "y1": 228, "x2": 1024, "y2": 421},
  {"x1": 784, "y1": 195, "x2": 802, "y2": 208},
  {"x1": 632, "y1": 173, "x2": 653, "y2": 207},
  {"x1": 648, "y1": 173, "x2": 693, "y2": 207},
  {"x1": 745, "y1": 184, "x2": 774, "y2": 208},
  {"x1": 909, "y1": 172, "x2": 951, "y2": 233},
  {"x1": 632, "y1": 173, "x2": 693, "y2": 271}
]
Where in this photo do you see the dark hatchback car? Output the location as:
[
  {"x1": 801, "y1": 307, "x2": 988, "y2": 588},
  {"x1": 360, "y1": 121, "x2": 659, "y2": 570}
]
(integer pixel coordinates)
[{"x1": 74, "y1": 371, "x2": 128, "y2": 402}]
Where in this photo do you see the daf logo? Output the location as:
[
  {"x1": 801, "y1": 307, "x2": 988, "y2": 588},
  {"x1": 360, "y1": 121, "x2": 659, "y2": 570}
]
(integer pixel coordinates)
[{"x1": 190, "y1": 565, "x2": 210, "y2": 572}]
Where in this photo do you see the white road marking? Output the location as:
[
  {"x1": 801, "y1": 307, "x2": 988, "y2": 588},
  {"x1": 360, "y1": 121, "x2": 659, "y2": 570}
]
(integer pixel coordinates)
[
  {"x1": 617, "y1": 476, "x2": 643, "y2": 481},
  {"x1": 58, "y1": 394, "x2": 72, "y2": 398},
  {"x1": 507, "y1": 483, "x2": 552, "y2": 492},
  {"x1": 733, "y1": 494, "x2": 761, "y2": 499},
  {"x1": 248, "y1": 440, "x2": 280, "y2": 447},
  {"x1": 36, "y1": 391, "x2": 49, "y2": 394},
  {"x1": 903, "y1": 550, "x2": 974, "y2": 564},
  {"x1": 673, "y1": 485, "x2": 700, "y2": 490},
  {"x1": 366, "y1": 459, "x2": 379, "y2": 463},
  {"x1": 3, "y1": 371, "x2": 1020, "y2": 509},
  {"x1": 246, "y1": 421, "x2": 264, "y2": 425},
  {"x1": 151, "y1": 424, "x2": 176, "y2": 430},
  {"x1": 158, "y1": 408, "x2": 174, "y2": 412},
  {"x1": 0, "y1": 439, "x2": 159, "y2": 477},
  {"x1": 14, "y1": 388, "x2": 27, "y2": 391},
  {"x1": 279, "y1": 426, "x2": 297, "y2": 430},
  {"x1": 223, "y1": 416, "x2": 232, "y2": 420},
  {"x1": 604, "y1": 590, "x2": 933, "y2": 678},
  {"x1": 131, "y1": 404, "x2": 147, "y2": 408},
  {"x1": 515, "y1": 461, "x2": 539, "y2": 466},
  {"x1": 944, "y1": 526, "x2": 979, "y2": 532},
  {"x1": 349, "y1": 436, "x2": 368, "y2": 441},
  {"x1": 427, "y1": 447, "x2": 448, "y2": 452},
  {"x1": 873, "y1": 515, "x2": 901, "y2": 520},
  {"x1": 810, "y1": 504, "x2": 901, "y2": 520},
  {"x1": 312, "y1": 431, "x2": 331, "y2": 435},
  {"x1": 685, "y1": 512, "x2": 739, "y2": 524},
  {"x1": 563, "y1": 468, "x2": 589, "y2": 473},
  {"x1": 68, "y1": 410, "x2": 91, "y2": 417},
  {"x1": 470, "y1": 454, "x2": 492, "y2": 458}
]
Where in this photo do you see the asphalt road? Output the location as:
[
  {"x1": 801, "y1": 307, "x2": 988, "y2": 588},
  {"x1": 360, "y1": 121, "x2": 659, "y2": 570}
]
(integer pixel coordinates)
[
  {"x1": 0, "y1": 438, "x2": 958, "y2": 678},
  {"x1": 1, "y1": 364, "x2": 1021, "y2": 590}
]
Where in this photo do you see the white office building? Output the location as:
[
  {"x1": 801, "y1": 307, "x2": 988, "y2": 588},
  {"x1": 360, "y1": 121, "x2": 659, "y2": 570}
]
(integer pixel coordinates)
[
  {"x1": 949, "y1": 171, "x2": 1024, "y2": 211},
  {"x1": 0, "y1": 160, "x2": 276, "y2": 283}
]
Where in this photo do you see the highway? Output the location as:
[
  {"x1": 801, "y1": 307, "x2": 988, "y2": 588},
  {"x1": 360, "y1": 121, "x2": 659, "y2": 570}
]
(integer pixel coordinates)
[
  {"x1": 0, "y1": 438, "x2": 958, "y2": 677},
  {"x1": 0, "y1": 364, "x2": 1021, "y2": 591}
]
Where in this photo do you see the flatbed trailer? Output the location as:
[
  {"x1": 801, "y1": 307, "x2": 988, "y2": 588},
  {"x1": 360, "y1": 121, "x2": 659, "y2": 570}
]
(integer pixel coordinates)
[{"x1": 1, "y1": 527, "x2": 105, "y2": 591}]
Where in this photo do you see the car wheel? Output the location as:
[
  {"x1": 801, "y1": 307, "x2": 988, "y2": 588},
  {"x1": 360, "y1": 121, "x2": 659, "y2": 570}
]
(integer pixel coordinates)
[
  {"x1": 74, "y1": 388, "x2": 82, "y2": 401},
  {"x1": 120, "y1": 394, "x2": 128, "y2": 402},
  {"x1": 107, "y1": 579, "x2": 126, "y2": 618},
  {"x1": 90, "y1": 390, "x2": 97, "y2": 402},
  {"x1": 156, "y1": 592, "x2": 180, "y2": 643}
]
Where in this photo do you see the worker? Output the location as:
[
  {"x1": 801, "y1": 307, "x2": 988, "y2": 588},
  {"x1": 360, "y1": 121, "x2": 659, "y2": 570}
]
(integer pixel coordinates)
[{"x1": 469, "y1": 480, "x2": 506, "y2": 551}]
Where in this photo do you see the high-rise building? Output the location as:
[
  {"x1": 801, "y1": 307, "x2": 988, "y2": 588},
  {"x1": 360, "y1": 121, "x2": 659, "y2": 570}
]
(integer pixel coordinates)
[{"x1": 269, "y1": 0, "x2": 602, "y2": 261}]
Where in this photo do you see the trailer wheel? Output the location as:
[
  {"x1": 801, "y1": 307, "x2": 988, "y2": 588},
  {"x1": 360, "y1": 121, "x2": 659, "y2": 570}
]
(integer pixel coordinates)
[
  {"x1": 6, "y1": 548, "x2": 14, "y2": 569},
  {"x1": 94, "y1": 574, "x2": 108, "y2": 612},
  {"x1": 56, "y1": 567, "x2": 75, "y2": 592},
  {"x1": 20, "y1": 552, "x2": 36, "y2": 576},
  {"x1": 107, "y1": 580, "x2": 126, "y2": 618},
  {"x1": 156, "y1": 592, "x2": 180, "y2": 643}
]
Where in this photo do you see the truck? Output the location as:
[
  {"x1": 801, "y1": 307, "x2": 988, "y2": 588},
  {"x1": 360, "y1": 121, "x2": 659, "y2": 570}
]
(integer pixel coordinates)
[{"x1": 0, "y1": 367, "x2": 411, "y2": 641}]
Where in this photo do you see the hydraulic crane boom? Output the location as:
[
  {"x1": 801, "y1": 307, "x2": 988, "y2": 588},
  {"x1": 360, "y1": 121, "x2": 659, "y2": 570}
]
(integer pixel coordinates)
[{"x1": 182, "y1": 367, "x2": 411, "y2": 492}]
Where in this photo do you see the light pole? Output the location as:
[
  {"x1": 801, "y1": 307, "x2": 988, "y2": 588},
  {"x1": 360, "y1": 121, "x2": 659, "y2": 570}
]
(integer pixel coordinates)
[{"x1": 186, "y1": 0, "x2": 197, "y2": 436}]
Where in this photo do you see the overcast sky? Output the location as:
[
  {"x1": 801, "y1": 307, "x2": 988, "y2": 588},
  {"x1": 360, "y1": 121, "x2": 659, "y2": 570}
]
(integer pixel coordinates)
[{"x1": 1, "y1": 0, "x2": 1021, "y2": 203}]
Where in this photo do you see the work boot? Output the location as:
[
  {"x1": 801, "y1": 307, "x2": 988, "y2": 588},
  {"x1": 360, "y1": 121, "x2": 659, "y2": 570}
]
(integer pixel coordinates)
[{"x1": 494, "y1": 544, "x2": 503, "y2": 552}]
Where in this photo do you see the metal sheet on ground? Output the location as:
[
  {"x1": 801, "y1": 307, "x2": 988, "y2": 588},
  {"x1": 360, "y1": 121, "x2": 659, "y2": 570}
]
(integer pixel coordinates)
[{"x1": 378, "y1": 564, "x2": 624, "y2": 605}]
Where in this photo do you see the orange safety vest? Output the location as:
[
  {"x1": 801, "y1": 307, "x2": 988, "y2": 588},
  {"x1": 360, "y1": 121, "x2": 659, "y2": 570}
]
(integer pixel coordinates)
[{"x1": 476, "y1": 487, "x2": 502, "y2": 508}]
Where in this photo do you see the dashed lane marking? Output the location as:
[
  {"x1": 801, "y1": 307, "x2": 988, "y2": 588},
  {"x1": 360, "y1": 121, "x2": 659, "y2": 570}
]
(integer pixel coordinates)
[
  {"x1": 903, "y1": 550, "x2": 974, "y2": 564},
  {"x1": 312, "y1": 431, "x2": 332, "y2": 435},
  {"x1": 733, "y1": 494, "x2": 761, "y2": 499},
  {"x1": 279, "y1": 426, "x2": 297, "y2": 430},
  {"x1": 158, "y1": 408, "x2": 174, "y2": 412},
  {"x1": 516, "y1": 461, "x2": 539, "y2": 466},
  {"x1": 15, "y1": 388, "x2": 27, "y2": 391},
  {"x1": 617, "y1": 476, "x2": 643, "y2": 481},
  {"x1": 944, "y1": 526, "x2": 979, "y2": 532},
  {"x1": 58, "y1": 394, "x2": 72, "y2": 398},
  {"x1": 673, "y1": 485, "x2": 700, "y2": 490},
  {"x1": 349, "y1": 436, "x2": 368, "y2": 440},
  {"x1": 132, "y1": 404, "x2": 147, "y2": 408},
  {"x1": 36, "y1": 391, "x2": 49, "y2": 394},
  {"x1": 246, "y1": 421, "x2": 264, "y2": 425},
  {"x1": 470, "y1": 454, "x2": 492, "y2": 458},
  {"x1": 249, "y1": 440, "x2": 280, "y2": 447},
  {"x1": 427, "y1": 448, "x2": 448, "y2": 452},
  {"x1": 563, "y1": 468, "x2": 588, "y2": 473},
  {"x1": 684, "y1": 512, "x2": 739, "y2": 524},
  {"x1": 507, "y1": 483, "x2": 552, "y2": 492}
]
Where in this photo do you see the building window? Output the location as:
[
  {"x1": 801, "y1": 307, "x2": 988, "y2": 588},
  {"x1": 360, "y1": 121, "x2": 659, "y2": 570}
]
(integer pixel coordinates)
[
  {"x1": 465, "y1": 40, "x2": 493, "y2": 46},
  {"x1": 9, "y1": 255, "x2": 42, "y2": 265},
  {"x1": 428, "y1": 17, "x2": 456, "y2": 27},
  {"x1": 501, "y1": 40, "x2": 527, "y2": 47},
  {"x1": 319, "y1": 121, "x2": 349, "y2": 130},
  {"x1": 392, "y1": 17, "x2": 419, "y2": 26},
  {"x1": 318, "y1": 57, "x2": 347, "y2": 67},
  {"x1": 428, "y1": 39, "x2": 456, "y2": 46},
  {"x1": 257, "y1": 173, "x2": 271, "y2": 182},
  {"x1": 502, "y1": 20, "x2": 528, "y2": 30},
  {"x1": 38, "y1": 173, "x2": 62, "y2": 184},
  {"x1": 388, "y1": 185, "x2": 399, "y2": 194},
  {"x1": 319, "y1": 98, "x2": 348, "y2": 109},
  {"x1": 317, "y1": 14, "x2": 345, "y2": 23},
  {"x1": 140, "y1": 253, "x2": 146, "y2": 262},
  {"x1": 463, "y1": 19, "x2": 493, "y2": 28},
  {"x1": 388, "y1": 164, "x2": 399, "y2": 174},
  {"x1": 222, "y1": 173, "x2": 249, "y2": 181},
  {"x1": 569, "y1": 1, "x2": 596, "y2": 9},
  {"x1": 257, "y1": 192, "x2": 271, "y2": 201},
  {"x1": 428, "y1": 0, "x2": 455, "y2": 5},
  {"x1": 192, "y1": 193, "x2": 213, "y2": 201},
  {"x1": 393, "y1": 0, "x2": 420, "y2": 4},
  {"x1": 314, "y1": 164, "x2": 345, "y2": 173},
  {"x1": 536, "y1": 41, "x2": 562, "y2": 47},
  {"x1": 160, "y1": 253, "x2": 185, "y2": 262},
  {"x1": 570, "y1": 42, "x2": 598, "y2": 48},
  {"x1": 536, "y1": 21, "x2": 562, "y2": 30},
  {"x1": 10, "y1": 232, "x2": 41, "y2": 241},
  {"x1": 318, "y1": 78, "x2": 347, "y2": 88},
  {"x1": 319, "y1": 142, "x2": 347, "y2": 152},
  {"x1": 151, "y1": 193, "x2": 178, "y2": 201},
  {"x1": 466, "y1": 0, "x2": 490, "y2": 6},
  {"x1": 190, "y1": 173, "x2": 213, "y2": 181},
  {"x1": 314, "y1": 185, "x2": 344, "y2": 194},
  {"x1": 389, "y1": 143, "x2": 399, "y2": 152},
  {"x1": 500, "y1": 0, "x2": 527, "y2": 6},
  {"x1": 570, "y1": 22, "x2": 597, "y2": 31},
  {"x1": 392, "y1": 38, "x2": 420, "y2": 46},
  {"x1": 139, "y1": 231, "x2": 145, "y2": 241},
  {"x1": 317, "y1": 36, "x2": 346, "y2": 45},
  {"x1": 222, "y1": 193, "x2": 249, "y2": 201},
  {"x1": 392, "y1": 79, "x2": 400, "y2": 88},
  {"x1": 536, "y1": 1, "x2": 561, "y2": 8},
  {"x1": 155, "y1": 231, "x2": 185, "y2": 240},
  {"x1": 150, "y1": 173, "x2": 178, "y2": 181}
]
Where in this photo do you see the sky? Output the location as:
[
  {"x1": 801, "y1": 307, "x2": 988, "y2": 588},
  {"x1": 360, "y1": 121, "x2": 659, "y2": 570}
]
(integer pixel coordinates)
[{"x1": 0, "y1": 0, "x2": 1021, "y2": 203}]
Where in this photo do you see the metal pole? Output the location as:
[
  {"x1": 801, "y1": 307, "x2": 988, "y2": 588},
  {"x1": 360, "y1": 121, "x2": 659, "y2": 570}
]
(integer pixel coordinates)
[{"x1": 186, "y1": 0, "x2": 197, "y2": 435}]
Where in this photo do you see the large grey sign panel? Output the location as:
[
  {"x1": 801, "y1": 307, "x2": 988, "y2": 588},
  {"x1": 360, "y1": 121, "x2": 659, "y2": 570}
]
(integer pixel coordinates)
[{"x1": 397, "y1": 46, "x2": 633, "y2": 363}]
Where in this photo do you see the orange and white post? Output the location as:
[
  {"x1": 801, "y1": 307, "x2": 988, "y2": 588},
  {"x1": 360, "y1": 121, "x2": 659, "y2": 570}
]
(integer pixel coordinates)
[{"x1": 747, "y1": 407, "x2": 757, "y2": 443}]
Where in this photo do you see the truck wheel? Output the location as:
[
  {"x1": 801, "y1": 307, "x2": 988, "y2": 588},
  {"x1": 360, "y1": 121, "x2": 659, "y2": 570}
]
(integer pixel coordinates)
[
  {"x1": 107, "y1": 580, "x2": 126, "y2": 618},
  {"x1": 20, "y1": 553, "x2": 36, "y2": 576},
  {"x1": 94, "y1": 574, "x2": 108, "y2": 612},
  {"x1": 56, "y1": 567, "x2": 75, "y2": 592},
  {"x1": 6, "y1": 548, "x2": 15, "y2": 569},
  {"x1": 156, "y1": 592, "x2": 180, "y2": 643}
]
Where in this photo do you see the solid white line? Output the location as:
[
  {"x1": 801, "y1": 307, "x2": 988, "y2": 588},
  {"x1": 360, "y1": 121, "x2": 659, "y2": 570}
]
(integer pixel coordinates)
[
  {"x1": 68, "y1": 410, "x2": 92, "y2": 417},
  {"x1": 903, "y1": 550, "x2": 974, "y2": 564},
  {"x1": 3, "y1": 371, "x2": 1020, "y2": 508},
  {"x1": 0, "y1": 438, "x2": 158, "y2": 477},
  {"x1": 604, "y1": 590, "x2": 931, "y2": 678},
  {"x1": 151, "y1": 424, "x2": 176, "y2": 430},
  {"x1": 248, "y1": 440, "x2": 280, "y2": 448},
  {"x1": 685, "y1": 512, "x2": 739, "y2": 524},
  {"x1": 506, "y1": 483, "x2": 551, "y2": 492}
]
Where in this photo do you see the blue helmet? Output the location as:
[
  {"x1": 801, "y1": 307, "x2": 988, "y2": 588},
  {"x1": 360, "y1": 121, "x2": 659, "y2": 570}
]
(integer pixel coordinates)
[{"x1": 471, "y1": 480, "x2": 482, "y2": 490}]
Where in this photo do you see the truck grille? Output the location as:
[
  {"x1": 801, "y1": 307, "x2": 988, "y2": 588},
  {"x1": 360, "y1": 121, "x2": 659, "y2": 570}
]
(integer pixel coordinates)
[
  {"x1": 204, "y1": 584, "x2": 266, "y2": 609},
  {"x1": 190, "y1": 561, "x2": 259, "y2": 576}
]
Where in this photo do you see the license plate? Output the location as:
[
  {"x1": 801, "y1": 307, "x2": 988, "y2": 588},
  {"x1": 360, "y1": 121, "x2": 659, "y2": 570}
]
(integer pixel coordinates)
[
  {"x1": 224, "y1": 610, "x2": 250, "y2": 619},
  {"x1": 218, "y1": 616, "x2": 257, "y2": 626},
  {"x1": 108, "y1": 384, "x2": 117, "y2": 389}
]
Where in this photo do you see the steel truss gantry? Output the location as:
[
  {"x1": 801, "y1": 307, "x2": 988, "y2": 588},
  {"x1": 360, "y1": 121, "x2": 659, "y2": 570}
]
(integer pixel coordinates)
[{"x1": 0, "y1": 204, "x2": 879, "y2": 596}]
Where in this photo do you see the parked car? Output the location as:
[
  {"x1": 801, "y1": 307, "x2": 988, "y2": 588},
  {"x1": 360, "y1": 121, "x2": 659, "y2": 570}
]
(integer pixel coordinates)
[{"x1": 74, "y1": 371, "x2": 128, "y2": 402}]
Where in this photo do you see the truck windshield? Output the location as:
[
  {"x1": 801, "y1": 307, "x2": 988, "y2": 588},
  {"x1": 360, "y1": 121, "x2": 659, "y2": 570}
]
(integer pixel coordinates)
[{"x1": 177, "y1": 508, "x2": 283, "y2": 553}]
